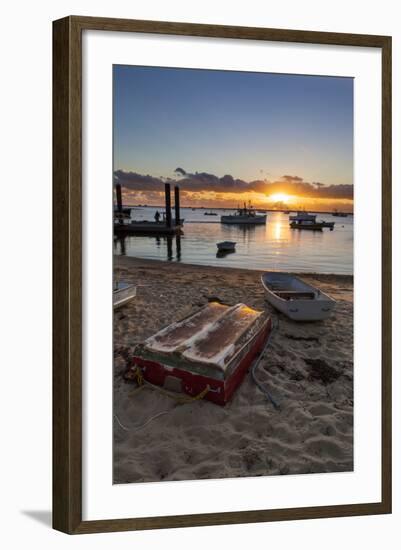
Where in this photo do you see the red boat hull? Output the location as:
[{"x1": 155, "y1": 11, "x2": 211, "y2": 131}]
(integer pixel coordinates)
[{"x1": 132, "y1": 318, "x2": 272, "y2": 406}]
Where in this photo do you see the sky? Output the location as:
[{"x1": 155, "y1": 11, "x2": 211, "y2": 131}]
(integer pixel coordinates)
[{"x1": 113, "y1": 65, "x2": 354, "y2": 210}]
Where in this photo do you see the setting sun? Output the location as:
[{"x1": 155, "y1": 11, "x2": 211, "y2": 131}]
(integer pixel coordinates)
[{"x1": 268, "y1": 193, "x2": 293, "y2": 203}]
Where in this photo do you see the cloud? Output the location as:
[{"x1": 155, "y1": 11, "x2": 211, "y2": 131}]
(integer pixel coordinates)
[
  {"x1": 177, "y1": 171, "x2": 250, "y2": 193},
  {"x1": 282, "y1": 175, "x2": 304, "y2": 182},
  {"x1": 174, "y1": 167, "x2": 187, "y2": 176},
  {"x1": 114, "y1": 169, "x2": 353, "y2": 200},
  {"x1": 314, "y1": 184, "x2": 353, "y2": 199},
  {"x1": 114, "y1": 170, "x2": 164, "y2": 191}
]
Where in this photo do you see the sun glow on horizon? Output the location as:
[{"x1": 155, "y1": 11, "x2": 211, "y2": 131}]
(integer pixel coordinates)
[
  {"x1": 268, "y1": 193, "x2": 293, "y2": 204},
  {"x1": 121, "y1": 188, "x2": 353, "y2": 212}
]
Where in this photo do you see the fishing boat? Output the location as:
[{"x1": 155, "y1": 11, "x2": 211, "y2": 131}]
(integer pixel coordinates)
[
  {"x1": 113, "y1": 282, "x2": 137, "y2": 309},
  {"x1": 290, "y1": 219, "x2": 323, "y2": 230},
  {"x1": 221, "y1": 203, "x2": 266, "y2": 225},
  {"x1": 290, "y1": 213, "x2": 334, "y2": 231},
  {"x1": 290, "y1": 220, "x2": 334, "y2": 231},
  {"x1": 130, "y1": 302, "x2": 272, "y2": 405},
  {"x1": 204, "y1": 211, "x2": 218, "y2": 216},
  {"x1": 289, "y1": 211, "x2": 316, "y2": 221},
  {"x1": 261, "y1": 272, "x2": 336, "y2": 321},
  {"x1": 320, "y1": 220, "x2": 335, "y2": 229},
  {"x1": 216, "y1": 241, "x2": 236, "y2": 252}
]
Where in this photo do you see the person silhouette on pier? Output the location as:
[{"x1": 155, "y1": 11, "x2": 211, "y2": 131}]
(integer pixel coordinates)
[{"x1": 154, "y1": 210, "x2": 161, "y2": 223}]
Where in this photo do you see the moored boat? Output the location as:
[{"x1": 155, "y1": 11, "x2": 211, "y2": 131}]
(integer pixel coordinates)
[
  {"x1": 261, "y1": 272, "x2": 336, "y2": 321},
  {"x1": 289, "y1": 213, "x2": 334, "y2": 231},
  {"x1": 113, "y1": 282, "x2": 137, "y2": 309},
  {"x1": 289, "y1": 211, "x2": 316, "y2": 222},
  {"x1": 290, "y1": 220, "x2": 323, "y2": 230},
  {"x1": 216, "y1": 241, "x2": 236, "y2": 252},
  {"x1": 320, "y1": 220, "x2": 335, "y2": 229},
  {"x1": 221, "y1": 203, "x2": 266, "y2": 225}
]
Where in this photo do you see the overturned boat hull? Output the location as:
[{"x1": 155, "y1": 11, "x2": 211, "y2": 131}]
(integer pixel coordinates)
[{"x1": 131, "y1": 302, "x2": 272, "y2": 405}]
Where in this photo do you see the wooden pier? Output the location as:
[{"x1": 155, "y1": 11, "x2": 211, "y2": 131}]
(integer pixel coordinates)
[
  {"x1": 114, "y1": 182, "x2": 183, "y2": 236},
  {"x1": 114, "y1": 220, "x2": 182, "y2": 236}
]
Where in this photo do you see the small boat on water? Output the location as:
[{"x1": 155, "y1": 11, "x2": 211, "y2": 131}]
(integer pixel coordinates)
[
  {"x1": 332, "y1": 209, "x2": 348, "y2": 217},
  {"x1": 261, "y1": 272, "x2": 336, "y2": 321},
  {"x1": 290, "y1": 220, "x2": 334, "y2": 231},
  {"x1": 290, "y1": 213, "x2": 334, "y2": 231},
  {"x1": 221, "y1": 203, "x2": 266, "y2": 225},
  {"x1": 204, "y1": 211, "x2": 218, "y2": 216},
  {"x1": 113, "y1": 282, "x2": 137, "y2": 309},
  {"x1": 289, "y1": 211, "x2": 316, "y2": 222},
  {"x1": 320, "y1": 220, "x2": 335, "y2": 229},
  {"x1": 216, "y1": 241, "x2": 236, "y2": 252}
]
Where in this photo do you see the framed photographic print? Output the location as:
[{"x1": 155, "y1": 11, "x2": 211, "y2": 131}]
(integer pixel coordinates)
[{"x1": 53, "y1": 16, "x2": 392, "y2": 534}]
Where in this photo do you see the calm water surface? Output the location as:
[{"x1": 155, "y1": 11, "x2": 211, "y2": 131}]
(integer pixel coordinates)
[{"x1": 114, "y1": 208, "x2": 353, "y2": 274}]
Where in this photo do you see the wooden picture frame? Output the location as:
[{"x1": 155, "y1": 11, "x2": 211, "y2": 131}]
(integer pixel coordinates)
[{"x1": 53, "y1": 15, "x2": 392, "y2": 534}]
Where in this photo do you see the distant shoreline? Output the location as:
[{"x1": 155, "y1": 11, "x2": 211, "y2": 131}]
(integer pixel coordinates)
[{"x1": 123, "y1": 205, "x2": 354, "y2": 216}]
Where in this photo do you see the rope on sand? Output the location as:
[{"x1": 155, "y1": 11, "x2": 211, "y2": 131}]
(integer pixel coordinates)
[
  {"x1": 114, "y1": 410, "x2": 171, "y2": 433},
  {"x1": 117, "y1": 319, "x2": 279, "y2": 433},
  {"x1": 116, "y1": 371, "x2": 211, "y2": 433},
  {"x1": 250, "y1": 317, "x2": 280, "y2": 410},
  {"x1": 130, "y1": 365, "x2": 210, "y2": 405}
]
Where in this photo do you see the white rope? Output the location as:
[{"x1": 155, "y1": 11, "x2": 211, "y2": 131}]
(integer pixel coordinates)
[{"x1": 114, "y1": 410, "x2": 171, "y2": 433}]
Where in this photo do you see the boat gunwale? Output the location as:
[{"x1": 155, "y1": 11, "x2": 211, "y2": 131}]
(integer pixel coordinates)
[{"x1": 260, "y1": 272, "x2": 336, "y2": 305}]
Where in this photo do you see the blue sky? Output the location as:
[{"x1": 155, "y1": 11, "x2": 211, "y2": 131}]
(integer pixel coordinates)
[
  {"x1": 114, "y1": 66, "x2": 353, "y2": 184},
  {"x1": 113, "y1": 65, "x2": 353, "y2": 208}
]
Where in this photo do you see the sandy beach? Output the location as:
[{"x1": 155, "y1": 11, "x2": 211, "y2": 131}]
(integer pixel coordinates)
[{"x1": 113, "y1": 256, "x2": 353, "y2": 484}]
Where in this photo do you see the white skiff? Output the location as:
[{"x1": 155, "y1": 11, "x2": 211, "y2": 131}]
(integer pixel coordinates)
[
  {"x1": 113, "y1": 282, "x2": 137, "y2": 309},
  {"x1": 261, "y1": 272, "x2": 336, "y2": 321}
]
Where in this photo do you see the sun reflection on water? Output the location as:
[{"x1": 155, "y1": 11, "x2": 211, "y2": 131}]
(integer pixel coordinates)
[{"x1": 274, "y1": 222, "x2": 282, "y2": 241}]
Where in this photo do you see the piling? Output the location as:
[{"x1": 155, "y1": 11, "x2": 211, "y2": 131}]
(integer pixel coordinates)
[
  {"x1": 165, "y1": 183, "x2": 172, "y2": 228},
  {"x1": 176, "y1": 234, "x2": 181, "y2": 260},
  {"x1": 116, "y1": 183, "x2": 123, "y2": 213},
  {"x1": 167, "y1": 236, "x2": 173, "y2": 260},
  {"x1": 174, "y1": 186, "x2": 180, "y2": 226}
]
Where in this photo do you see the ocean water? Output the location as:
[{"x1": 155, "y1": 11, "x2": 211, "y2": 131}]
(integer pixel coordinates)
[{"x1": 114, "y1": 207, "x2": 353, "y2": 275}]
